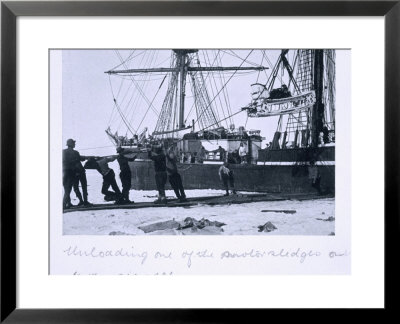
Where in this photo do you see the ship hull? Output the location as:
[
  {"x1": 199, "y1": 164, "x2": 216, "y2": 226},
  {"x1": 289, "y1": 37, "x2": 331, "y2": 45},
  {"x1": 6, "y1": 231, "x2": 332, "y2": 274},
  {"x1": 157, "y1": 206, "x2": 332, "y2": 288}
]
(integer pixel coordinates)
[{"x1": 130, "y1": 161, "x2": 334, "y2": 194}]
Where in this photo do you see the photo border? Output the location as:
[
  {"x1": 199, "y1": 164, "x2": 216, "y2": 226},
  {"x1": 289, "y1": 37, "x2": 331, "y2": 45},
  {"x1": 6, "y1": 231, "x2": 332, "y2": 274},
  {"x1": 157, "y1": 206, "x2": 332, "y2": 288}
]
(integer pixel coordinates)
[{"x1": 1, "y1": 0, "x2": 398, "y2": 321}]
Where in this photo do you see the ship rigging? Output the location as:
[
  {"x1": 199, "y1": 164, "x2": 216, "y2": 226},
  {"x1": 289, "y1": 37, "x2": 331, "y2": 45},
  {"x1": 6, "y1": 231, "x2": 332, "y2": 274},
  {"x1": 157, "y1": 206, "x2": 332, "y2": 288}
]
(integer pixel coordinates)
[
  {"x1": 103, "y1": 49, "x2": 336, "y2": 194},
  {"x1": 104, "y1": 49, "x2": 335, "y2": 154},
  {"x1": 243, "y1": 49, "x2": 335, "y2": 150},
  {"x1": 105, "y1": 49, "x2": 268, "y2": 145}
]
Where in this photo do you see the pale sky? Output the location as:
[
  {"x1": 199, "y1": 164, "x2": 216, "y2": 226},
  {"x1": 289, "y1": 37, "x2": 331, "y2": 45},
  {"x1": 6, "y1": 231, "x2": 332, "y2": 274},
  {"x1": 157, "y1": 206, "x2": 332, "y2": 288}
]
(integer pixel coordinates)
[{"x1": 61, "y1": 49, "x2": 349, "y2": 156}]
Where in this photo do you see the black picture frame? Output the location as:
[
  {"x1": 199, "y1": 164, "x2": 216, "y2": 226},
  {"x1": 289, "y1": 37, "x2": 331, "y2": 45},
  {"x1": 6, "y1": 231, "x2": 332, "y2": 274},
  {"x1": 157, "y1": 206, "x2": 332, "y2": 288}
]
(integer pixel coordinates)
[{"x1": 1, "y1": 0, "x2": 398, "y2": 322}]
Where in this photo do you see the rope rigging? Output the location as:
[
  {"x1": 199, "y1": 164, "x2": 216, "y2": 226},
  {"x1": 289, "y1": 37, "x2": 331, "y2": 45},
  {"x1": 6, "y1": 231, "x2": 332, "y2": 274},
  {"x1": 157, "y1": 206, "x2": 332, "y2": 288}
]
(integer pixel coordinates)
[
  {"x1": 108, "y1": 50, "x2": 165, "y2": 136},
  {"x1": 124, "y1": 50, "x2": 159, "y2": 127},
  {"x1": 107, "y1": 75, "x2": 136, "y2": 135},
  {"x1": 214, "y1": 50, "x2": 233, "y2": 127},
  {"x1": 200, "y1": 51, "x2": 223, "y2": 128},
  {"x1": 136, "y1": 74, "x2": 168, "y2": 133},
  {"x1": 115, "y1": 50, "x2": 159, "y2": 117},
  {"x1": 108, "y1": 49, "x2": 270, "y2": 140},
  {"x1": 154, "y1": 54, "x2": 179, "y2": 135},
  {"x1": 193, "y1": 50, "x2": 254, "y2": 130},
  {"x1": 184, "y1": 50, "x2": 223, "y2": 125},
  {"x1": 201, "y1": 109, "x2": 244, "y2": 131}
]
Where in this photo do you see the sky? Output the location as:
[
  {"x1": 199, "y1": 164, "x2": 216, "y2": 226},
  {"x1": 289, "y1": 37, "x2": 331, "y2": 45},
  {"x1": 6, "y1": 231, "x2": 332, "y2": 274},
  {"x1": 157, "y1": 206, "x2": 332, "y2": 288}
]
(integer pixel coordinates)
[{"x1": 61, "y1": 49, "x2": 348, "y2": 156}]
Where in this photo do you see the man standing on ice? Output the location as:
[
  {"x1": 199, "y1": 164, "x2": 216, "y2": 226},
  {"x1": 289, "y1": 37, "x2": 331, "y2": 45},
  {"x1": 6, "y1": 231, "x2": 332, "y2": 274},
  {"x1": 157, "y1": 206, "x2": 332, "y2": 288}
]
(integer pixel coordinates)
[
  {"x1": 116, "y1": 147, "x2": 137, "y2": 203},
  {"x1": 308, "y1": 160, "x2": 322, "y2": 194},
  {"x1": 218, "y1": 162, "x2": 237, "y2": 196},
  {"x1": 62, "y1": 138, "x2": 91, "y2": 209},
  {"x1": 166, "y1": 147, "x2": 187, "y2": 202},
  {"x1": 148, "y1": 145, "x2": 167, "y2": 204},
  {"x1": 72, "y1": 159, "x2": 93, "y2": 207}
]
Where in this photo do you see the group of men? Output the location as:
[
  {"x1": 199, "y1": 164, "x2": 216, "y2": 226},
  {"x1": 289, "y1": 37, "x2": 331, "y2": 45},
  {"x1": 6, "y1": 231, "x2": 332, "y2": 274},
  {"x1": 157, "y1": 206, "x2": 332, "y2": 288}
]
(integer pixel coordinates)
[
  {"x1": 148, "y1": 145, "x2": 237, "y2": 201},
  {"x1": 62, "y1": 139, "x2": 189, "y2": 209},
  {"x1": 62, "y1": 139, "x2": 137, "y2": 209},
  {"x1": 63, "y1": 138, "x2": 240, "y2": 209},
  {"x1": 148, "y1": 146, "x2": 187, "y2": 204}
]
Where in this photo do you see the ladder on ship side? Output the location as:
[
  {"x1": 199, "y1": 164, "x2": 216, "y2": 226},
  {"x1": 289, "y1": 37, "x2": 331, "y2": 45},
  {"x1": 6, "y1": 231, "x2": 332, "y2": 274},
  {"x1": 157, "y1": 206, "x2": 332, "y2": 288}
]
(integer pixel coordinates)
[
  {"x1": 296, "y1": 50, "x2": 314, "y2": 93},
  {"x1": 279, "y1": 49, "x2": 314, "y2": 148},
  {"x1": 283, "y1": 110, "x2": 310, "y2": 148}
]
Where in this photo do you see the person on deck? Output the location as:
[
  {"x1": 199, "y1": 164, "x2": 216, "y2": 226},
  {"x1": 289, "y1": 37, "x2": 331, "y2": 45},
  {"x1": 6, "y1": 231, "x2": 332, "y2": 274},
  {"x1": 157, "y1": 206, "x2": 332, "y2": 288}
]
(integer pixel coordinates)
[
  {"x1": 191, "y1": 152, "x2": 197, "y2": 164},
  {"x1": 92, "y1": 155, "x2": 124, "y2": 204},
  {"x1": 281, "y1": 84, "x2": 291, "y2": 98},
  {"x1": 116, "y1": 147, "x2": 137, "y2": 203},
  {"x1": 218, "y1": 162, "x2": 237, "y2": 196},
  {"x1": 62, "y1": 139, "x2": 90, "y2": 209},
  {"x1": 227, "y1": 152, "x2": 236, "y2": 164},
  {"x1": 199, "y1": 146, "x2": 207, "y2": 163},
  {"x1": 218, "y1": 146, "x2": 226, "y2": 161},
  {"x1": 322, "y1": 126, "x2": 330, "y2": 144},
  {"x1": 233, "y1": 149, "x2": 241, "y2": 164},
  {"x1": 269, "y1": 84, "x2": 292, "y2": 99},
  {"x1": 196, "y1": 152, "x2": 204, "y2": 164},
  {"x1": 148, "y1": 146, "x2": 168, "y2": 204},
  {"x1": 178, "y1": 150, "x2": 184, "y2": 163},
  {"x1": 238, "y1": 142, "x2": 247, "y2": 164},
  {"x1": 166, "y1": 147, "x2": 187, "y2": 202},
  {"x1": 185, "y1": 152, "x2": 191, "y2": 164}
]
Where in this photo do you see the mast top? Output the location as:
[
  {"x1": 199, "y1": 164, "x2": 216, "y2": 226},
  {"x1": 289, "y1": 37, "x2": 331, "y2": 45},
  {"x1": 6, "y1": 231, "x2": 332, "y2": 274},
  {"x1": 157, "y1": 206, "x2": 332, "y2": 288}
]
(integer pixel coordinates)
[
  {"x1": 105, "y1": 49, "x2": 268, "y2": 74},
  {"x1": 172, "y1": 49, "x2": 199, "y2": 55},
  {"x1": 107, "y1": 49, "x2": 268, "y2": 137}
]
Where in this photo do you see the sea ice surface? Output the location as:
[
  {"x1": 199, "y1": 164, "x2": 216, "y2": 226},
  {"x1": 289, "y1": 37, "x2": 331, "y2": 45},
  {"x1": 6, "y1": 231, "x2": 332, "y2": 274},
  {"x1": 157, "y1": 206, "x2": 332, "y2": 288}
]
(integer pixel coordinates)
[{"x1": 63, "y1": 170, "x2": 335, "y2": 235}]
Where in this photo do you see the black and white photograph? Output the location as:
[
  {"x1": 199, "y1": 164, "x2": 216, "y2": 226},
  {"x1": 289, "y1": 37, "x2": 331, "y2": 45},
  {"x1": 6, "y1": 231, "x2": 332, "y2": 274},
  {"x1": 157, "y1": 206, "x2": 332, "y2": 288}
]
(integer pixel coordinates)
[
  {"x1": 60, "y1": 49, "x2": 339, "y2": 236},
  {"x1": 7, "y1": 5, "x2": 388, "y2": 310}
]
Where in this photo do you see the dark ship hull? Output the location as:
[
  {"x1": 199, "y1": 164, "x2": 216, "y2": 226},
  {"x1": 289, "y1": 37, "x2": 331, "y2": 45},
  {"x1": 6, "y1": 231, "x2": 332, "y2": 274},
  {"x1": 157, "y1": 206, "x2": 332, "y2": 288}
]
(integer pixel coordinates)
[{"x1": 129, "y1": 146, "x2": 335, "y2": 194}]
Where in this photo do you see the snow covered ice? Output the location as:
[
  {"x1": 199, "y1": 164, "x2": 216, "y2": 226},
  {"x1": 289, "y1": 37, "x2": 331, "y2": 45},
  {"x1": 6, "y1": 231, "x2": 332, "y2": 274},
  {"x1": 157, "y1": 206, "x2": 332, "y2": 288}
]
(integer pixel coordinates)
[{"x1": 63, "y1": 168, "x2": 335, "y2": 236}]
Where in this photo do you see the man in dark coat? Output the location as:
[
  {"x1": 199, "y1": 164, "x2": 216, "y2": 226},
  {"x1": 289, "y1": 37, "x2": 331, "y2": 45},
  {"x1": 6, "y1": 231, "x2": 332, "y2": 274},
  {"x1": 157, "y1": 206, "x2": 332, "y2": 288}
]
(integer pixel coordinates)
[
  {"x1": 116, "y1": 147, "x2": 137, "y2": 203},
  {"x1": 72, "y1": 160, "x2": 92, "y2": 207},
  {"x1": 148, "y1": 145, "x2": 167, "y2": 204},
  {"x1": 63, "y1": 139, "x2": 78, "y2": 209},
  {"x1": 166, "y1": 148, "x2": 187, "y2": 202},
  {"x1": 62, "y1": 139, "x2": 90, "y2": 209},
  {"x1": 88, "y1": 155, "x2": 124, "y2": 204},
  {"x1": 218, "y1": 146, "x2": 226, "y2": 161}
]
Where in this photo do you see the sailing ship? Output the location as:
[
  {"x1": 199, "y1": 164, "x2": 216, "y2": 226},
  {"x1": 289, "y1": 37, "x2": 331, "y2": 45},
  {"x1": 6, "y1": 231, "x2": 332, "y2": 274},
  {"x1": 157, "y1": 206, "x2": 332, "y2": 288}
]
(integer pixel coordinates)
[{"x1": 104, "y1": 49, "x2": 335, "y2": 194}]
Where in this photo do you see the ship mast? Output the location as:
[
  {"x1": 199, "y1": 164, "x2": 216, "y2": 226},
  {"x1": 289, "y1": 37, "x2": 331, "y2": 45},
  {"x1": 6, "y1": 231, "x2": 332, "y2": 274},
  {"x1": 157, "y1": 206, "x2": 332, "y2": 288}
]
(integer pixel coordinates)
[
  {"x1": 311, "y1": 49, "x2": 324, "y2": 148},
  {"x1": 177, "y1": 51, "x2": 187, "y2": 129},
  {"x1": 105, "y1": 49, "x2": 267, "y2": 135}
]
